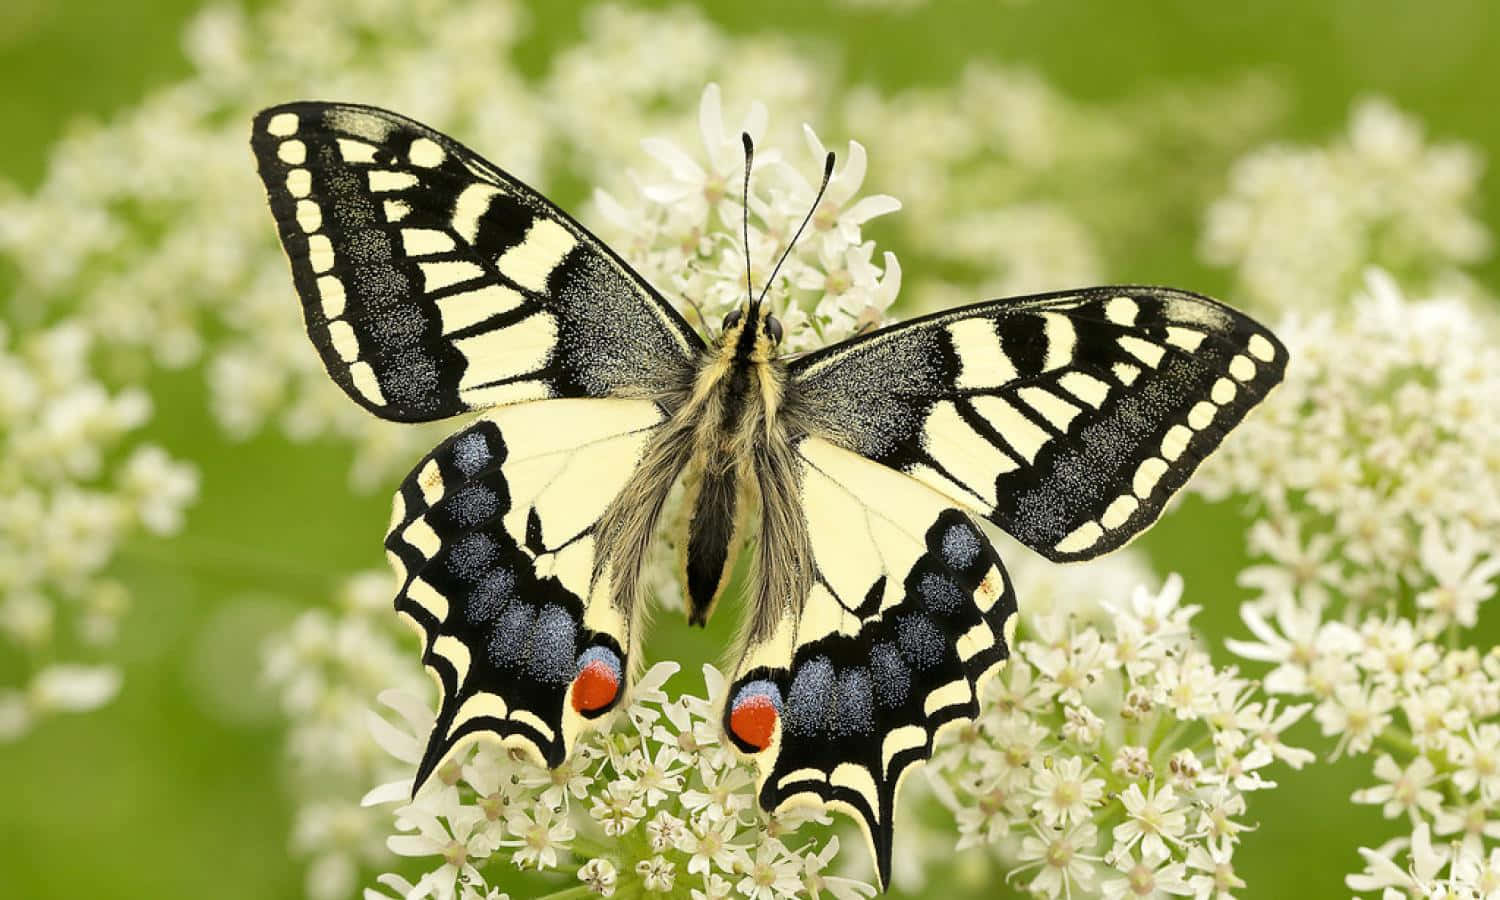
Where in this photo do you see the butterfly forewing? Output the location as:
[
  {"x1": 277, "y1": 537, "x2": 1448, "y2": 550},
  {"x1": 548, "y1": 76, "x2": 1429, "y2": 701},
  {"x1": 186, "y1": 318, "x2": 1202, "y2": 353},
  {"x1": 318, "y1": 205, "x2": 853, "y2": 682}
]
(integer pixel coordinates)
[
  {"x1": 385, "y1": 398, "x2": 666, "y2": 784},
  {"x1": 250, "y1": 102, "x2": 702, "y2": 421},
  {"x1": 790, "y1": 286, "x2": 1286, "y2": 561}
]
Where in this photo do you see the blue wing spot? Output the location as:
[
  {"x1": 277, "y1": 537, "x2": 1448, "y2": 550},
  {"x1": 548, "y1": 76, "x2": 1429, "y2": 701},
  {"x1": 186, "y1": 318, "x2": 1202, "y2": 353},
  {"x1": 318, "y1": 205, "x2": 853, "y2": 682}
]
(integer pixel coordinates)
[
  {"x1": 785, "y1": 656, "x2": 835, "y2": 738},
  {"x1": 918, "y1": 572, "x2": 965, "y2": 616},
  {"x1": 526, "y1": 605, "x2": 578, "y2": 684},
  {"x1": 488, "y1": 602, "x2": 536, "y2": 668},
  {"x1": 447, "y1": 533, "x2": 499, "y2": 579},
  {"x1": 832, "y1": 668, "x2": 875, "y2": 737},
  {"x1": 941, "y1": 520, "x2": 982, "y2": 571},
  {"x1": 445, "y1": 484, "x2": 499, "y2": 527},
  {"x1": 896, "y1": 614, "x2": 945, "y2": 671},
  {"x1": 465, "y1": 568, "x2": 515, "y2": 624},
  {"x1": 870, "y1": 642, "x2": 911, "y2": 709},
  {"x1": 450, "y1": 430, "x2": 493, "y2": 476}
]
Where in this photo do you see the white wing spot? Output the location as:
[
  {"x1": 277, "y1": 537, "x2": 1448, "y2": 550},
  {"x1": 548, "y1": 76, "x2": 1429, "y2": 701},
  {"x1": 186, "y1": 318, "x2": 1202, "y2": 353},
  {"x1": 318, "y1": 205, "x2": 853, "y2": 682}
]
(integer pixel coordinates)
[
  {"x1": 348, "y1": 361, "x2": 387, "y2": 405},
  {"x1": 285, "y1": 168, "x2": 311, "y2": 198},
  {"x1": 1113, "y1": 362, "x2": 1141, "y2": 385},
  {"x1": 1105, "y1": 296, "x2": 1138, "y2": 326},
  {"x1": 452, "y1": 184, "x2": 503, "y2": 243},
  {"x1": 1187, "y1": 401, "x2": 1217, "y2": 431},
  {"x1": 459, "y1": 380, "x2": 550, "y2": 409},
  {"x1": 1118, "y1": 335, "x2": 1166, "y2": 367},
  {"x1": 1229, "y1": 354, "x2": 1256, "y2": 382},
  {"x1": 437, "y1": 284, "x2": 526, "y2": 335},
  {"x1": 881, "y1": 725, "x2": 927, "y2": 776},
  {"x1": 420, "y1": 260, "x2": 488, "y2": 291},
  {"x1": 947, "y1": 318, "x2": 1018, "y2": 388},
  {"x1": 971, "y1": 395, "x2": 1050, "y2": 463},
  {"x1": 1017, "y1": 386, "x2": 1080, "y2": 433},
  {"x1": 317, "y1": 276, "x2": 346, "y2": 318},
  {"x1": 417, "y1": 459, "x2": 444, "y2": 506},
  {"x1": 306, "y1": 234, "x2": 335, "y2": 273},
  {"x1": 295, "y1": 199, "x2": 322, "y2": 234},
  {"x1": 1040, "y1": 313, "x2": 1077, "y2": 371},
  {"x1": 327, "y1": 320, "x2": 360, "y2": 362},
  {"x1": 405, "y1": 577, "x2": 450, "y2": 622},
  {"x1": 276, "y1": 140, "x2": 306, "y2": 165},
  {"x1": 1057, "y1": 371, "x2": 1109, "y2": 408},
  {"x1": 266, "y1": 112, "x2": 299, "y2": 136},
  {"x1": 1055, "y1": 521, "x2": 1103, "y2": 556},
  {"x1": 923, "y1": 679, "x2": 972, "y2": 717},
  {"x1": 408, "y1": 138, "x2": 446, "y2": 168},
  {"x1": 1248, "y1": 333, "x2": 1277, "y2": 362},
  {"x1": 497, "y1": 219, "x2": 578, "y2": 293},
  {"x1": 1132, "y1": 457, "x2": 1169, "y2": 498},
  {"x1": 454, "y1": 313, "x2": 558, "y2": 390},
  {"x1": 1165, "y1": 326, "x2": 1206, "y2": 352},
  {"x1": 401, "y1": 228, "x2": 457, "y2": 256},
  {"x1": 368, "y1": 170, "x2": 420, "y2": 192},
  {"x1": 956, "y1": 621, "x2": 995, "y2": 662},
  {"x1": 1161, "y1": 424, "x2": 1193, "y2": 462},
  {"x1": 383, "y1": 199, "x2": 412, "y2": 222},
  {"x1": 1211, "y1": 377, "x2": 1237, "y2": 405},
  {"x1": 1101, "y1": 495, "x2": 1139, "y2": 530},
  {"x1": 337, "y1": 138, "x2": 379, "y2": 164}
]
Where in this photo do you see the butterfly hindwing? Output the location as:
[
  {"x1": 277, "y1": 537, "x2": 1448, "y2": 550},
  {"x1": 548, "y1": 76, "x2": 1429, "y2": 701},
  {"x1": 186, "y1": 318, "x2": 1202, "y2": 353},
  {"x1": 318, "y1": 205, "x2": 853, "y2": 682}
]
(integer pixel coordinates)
[
  {"x1": 724, "y1": 437, "x2": 1018, "y2": 890},
  {"x1": 385, "y1": 398, "x2": 666, "y2": 785},
  {"x1": 790, "y1": 286, "x2": 1286, "y2": 561},
  {"x1": 250, "y1": 102, "x2": 702, "y2": 421}
]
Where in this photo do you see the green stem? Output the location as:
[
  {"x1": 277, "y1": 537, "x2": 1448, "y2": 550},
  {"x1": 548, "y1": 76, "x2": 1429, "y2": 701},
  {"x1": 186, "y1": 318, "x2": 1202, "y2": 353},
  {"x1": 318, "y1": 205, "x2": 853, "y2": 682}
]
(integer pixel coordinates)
[{"x1": 1375, "y1": 727, "x2": 1419, "y2": 759}]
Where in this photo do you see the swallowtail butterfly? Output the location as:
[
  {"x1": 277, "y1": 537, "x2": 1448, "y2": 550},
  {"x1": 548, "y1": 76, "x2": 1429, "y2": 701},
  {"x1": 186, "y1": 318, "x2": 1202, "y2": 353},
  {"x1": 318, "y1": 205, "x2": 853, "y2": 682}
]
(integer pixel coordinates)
[{"x1": 251, "y1": 101, "x2": 1285, "y2": 888}]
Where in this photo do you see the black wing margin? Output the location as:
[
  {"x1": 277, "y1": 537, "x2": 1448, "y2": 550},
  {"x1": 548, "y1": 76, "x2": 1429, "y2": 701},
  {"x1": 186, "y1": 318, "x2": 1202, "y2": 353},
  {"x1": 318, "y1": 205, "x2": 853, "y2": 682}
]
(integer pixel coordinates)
[
  {"x1": 789, "y1": 286, "x2": 1285, "y2": 561},
  {"x1": 251, "y1": 102, "x2": 703, "y2": 421}
]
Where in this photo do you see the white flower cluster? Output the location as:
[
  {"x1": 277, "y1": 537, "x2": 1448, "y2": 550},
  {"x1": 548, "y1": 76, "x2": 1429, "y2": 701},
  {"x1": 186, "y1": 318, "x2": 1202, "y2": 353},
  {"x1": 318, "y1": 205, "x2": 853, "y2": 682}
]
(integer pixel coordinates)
[
  {"x1": 263, "y1": 572, "x2": 432, "y2": 900},
  {"x1": 1202, "y1": 99, "x2": 1490, "y2": 312},
  {"x1": 361, "y1": 662, "x2": 876, "y2": 900},
  {"x1": 913, "y1": 559, "x2": 1310, "y2": 900},
  {"x1": 1195, "y1": 273, "x2": 1500, "y2": 898},
  {"x1": 593, "y1": 83, "x2": 903, "y2": 356},
  {"x1": 0, "y1": 320, "x2": 197, "y2": 740}
]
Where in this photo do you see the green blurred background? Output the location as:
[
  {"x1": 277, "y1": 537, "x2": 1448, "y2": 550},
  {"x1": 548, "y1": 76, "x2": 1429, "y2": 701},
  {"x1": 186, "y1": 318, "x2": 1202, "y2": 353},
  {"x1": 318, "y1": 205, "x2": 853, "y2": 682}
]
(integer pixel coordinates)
[{"x1": 2, "y1": 1, "x2": 1497, "y2": 898}]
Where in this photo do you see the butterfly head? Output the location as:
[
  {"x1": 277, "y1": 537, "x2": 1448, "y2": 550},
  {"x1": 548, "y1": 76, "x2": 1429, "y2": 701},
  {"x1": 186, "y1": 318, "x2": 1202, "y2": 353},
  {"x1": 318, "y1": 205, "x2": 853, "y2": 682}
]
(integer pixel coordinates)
[{"x1": 720, "y1": 302, "x2": 784, "y2": 361}]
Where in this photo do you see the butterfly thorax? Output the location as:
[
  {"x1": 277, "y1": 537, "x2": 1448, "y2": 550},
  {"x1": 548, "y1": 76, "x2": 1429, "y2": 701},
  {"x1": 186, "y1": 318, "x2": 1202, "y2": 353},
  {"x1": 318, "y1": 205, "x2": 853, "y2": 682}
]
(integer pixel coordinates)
[{"x1": 677, "y1": 302, "x2": 790, "y2": 626}]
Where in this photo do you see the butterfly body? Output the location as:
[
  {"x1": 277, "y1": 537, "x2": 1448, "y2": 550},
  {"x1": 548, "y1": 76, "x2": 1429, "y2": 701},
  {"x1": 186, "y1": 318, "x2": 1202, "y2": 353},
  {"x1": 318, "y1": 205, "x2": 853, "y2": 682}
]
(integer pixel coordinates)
[{"x1": 251, "y1": 101, "x2": 1287, "y2": 889}]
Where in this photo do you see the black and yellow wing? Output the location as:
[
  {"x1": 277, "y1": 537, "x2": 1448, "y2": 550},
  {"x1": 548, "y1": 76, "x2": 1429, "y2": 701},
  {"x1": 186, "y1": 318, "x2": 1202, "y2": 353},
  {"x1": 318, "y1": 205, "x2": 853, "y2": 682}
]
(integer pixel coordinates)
[
  {"x1": 724, "y1": 437, "x2": 1017, "y2": 890},
  {"x1": 790, "y1": 286, "x2": 1285, "y2": 560},
  {"x1": 250, "y1": 102, "x2": 702, "y2": 421},
  {"x1": 385, "y1": 398, "x2": 668, "y2": 786},
  {"x1": 723, "y1": 286, "x2": 1282, "y2": 886}
]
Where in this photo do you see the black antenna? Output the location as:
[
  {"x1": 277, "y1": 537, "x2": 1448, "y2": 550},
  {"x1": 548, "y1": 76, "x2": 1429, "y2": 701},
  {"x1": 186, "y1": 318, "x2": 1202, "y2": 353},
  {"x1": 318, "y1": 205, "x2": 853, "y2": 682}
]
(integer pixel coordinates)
[
  {"x1": 741, "y1": 132, "x2": 755, "y2": 309},
  {"x1": 755, "y1": 150, "x2": 836, "y2": 308}
]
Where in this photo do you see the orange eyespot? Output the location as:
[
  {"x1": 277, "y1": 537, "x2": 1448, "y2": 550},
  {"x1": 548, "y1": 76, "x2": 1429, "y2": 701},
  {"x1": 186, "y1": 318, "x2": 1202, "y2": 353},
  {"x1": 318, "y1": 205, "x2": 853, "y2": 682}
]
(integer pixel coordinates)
[
  {"x1": 727, "y1": 680, "x2": 783, "y2": 751},
  {"x1": 571, "y1": 647, "x2": 622, "y2": 714}
]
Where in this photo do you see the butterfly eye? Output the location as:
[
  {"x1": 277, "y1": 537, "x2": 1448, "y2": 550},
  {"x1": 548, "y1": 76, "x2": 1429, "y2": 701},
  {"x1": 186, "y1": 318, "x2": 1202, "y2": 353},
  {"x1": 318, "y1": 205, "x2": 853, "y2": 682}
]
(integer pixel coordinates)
[
  {"x1": 765, "y1": 315, "x2": 784, "y2": 344},
  {"x1": 723, "y1": 309, "x2": 743, "y2": 332}
]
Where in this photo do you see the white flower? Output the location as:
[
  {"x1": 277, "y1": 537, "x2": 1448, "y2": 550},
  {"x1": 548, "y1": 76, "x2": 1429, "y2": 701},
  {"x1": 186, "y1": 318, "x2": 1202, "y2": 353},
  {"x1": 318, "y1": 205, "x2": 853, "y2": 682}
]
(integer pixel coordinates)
[
  {"x1": 1347, "y1": 823, "x2": 1449, "y2": 896},
  {"x1": 734, "y1": 840, "x2": 804, "y2": 900},
  {"x1": 502, "y1": 805, "x2": 575, "y2": 870},
  {"x1": 1102, "y1": 843, "x2": 1193, "y2": 899},
  {"x1": 635, "y1": 855, "x2": 677, "y2": 892},
  {"x1": 1351, "y1": 754, "x2": 1444, "y2": 822},
  {"x1": 1029, "y1": 756, "x2": 1105, "y2": 828},
  {"x1": 1013, "y1": 822, "x2": 1100, "y2": 899},
  {"x1": 577, "y1": 857, "x2": 618, "y2": 896},
  {"x1": 387, "y1": 791, "x2": 498, "y2": 900},
  {"x1": 1113, "y1": 782, "x2": 1189, "y2": 858}
]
